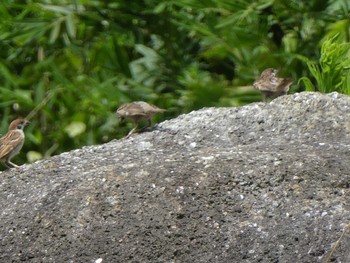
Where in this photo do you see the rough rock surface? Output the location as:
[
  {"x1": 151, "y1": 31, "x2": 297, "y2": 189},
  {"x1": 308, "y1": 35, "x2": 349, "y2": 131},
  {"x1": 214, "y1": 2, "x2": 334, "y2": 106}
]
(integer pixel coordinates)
[{"x1": 0, "y1": 92, "x2": 350, "y2": 263}]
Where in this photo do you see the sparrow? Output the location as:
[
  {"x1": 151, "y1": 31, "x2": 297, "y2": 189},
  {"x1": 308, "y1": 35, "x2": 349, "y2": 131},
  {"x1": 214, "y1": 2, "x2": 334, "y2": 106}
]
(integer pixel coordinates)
[
  {"x1": 0, "y1": 118, "x2": 29, "y2": 168},
  {"x1": 253, "y1": 68, "x2": 293, "y2": 102},
  {"x1": 116, "y1": 101, "x2": 166, "y2": 139}
]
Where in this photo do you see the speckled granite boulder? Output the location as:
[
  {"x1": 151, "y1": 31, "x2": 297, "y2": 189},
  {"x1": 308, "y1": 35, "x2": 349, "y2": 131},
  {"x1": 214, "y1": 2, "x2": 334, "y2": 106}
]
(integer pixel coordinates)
[{"x1": 1, "y1": 92, "x2": 349, "y2": 263}]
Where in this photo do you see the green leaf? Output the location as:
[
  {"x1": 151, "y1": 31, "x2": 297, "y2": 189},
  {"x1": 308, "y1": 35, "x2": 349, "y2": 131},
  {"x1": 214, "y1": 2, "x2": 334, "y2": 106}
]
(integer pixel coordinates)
[
  {"x1": 65, "y1": 13, "x2": 76, "y2": 38},
  {"x1": 49, "y1": 21, "x2": 61, "y2": 43},
  {"x1": 26, "y1": 151, "x2": 43, "y2": 163},
  {"x1": 64, "y1": 121, "x2": 86, "y2": 138},
  {"x1": 298, "y1": 77, "x2": 315, "y2": 91},
  {"x1": 36, "y1": 4, "x2": 73, "y2": 15}
]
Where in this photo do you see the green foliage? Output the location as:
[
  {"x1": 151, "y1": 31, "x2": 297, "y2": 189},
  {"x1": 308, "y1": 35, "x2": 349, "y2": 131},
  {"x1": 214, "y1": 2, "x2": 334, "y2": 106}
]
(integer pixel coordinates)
[
  {"x1": 0, "y1": 0, "x2": 348, "y2": 167},
  {"x1": 299, "y1": 34, "x2": 350, "y2": 94}
]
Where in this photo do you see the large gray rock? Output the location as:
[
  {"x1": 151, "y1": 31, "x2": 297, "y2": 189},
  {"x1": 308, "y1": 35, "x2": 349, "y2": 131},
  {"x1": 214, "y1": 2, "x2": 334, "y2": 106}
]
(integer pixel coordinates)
[{"x1": 1, "y1": 92, "x2": 349, "y2": 263}]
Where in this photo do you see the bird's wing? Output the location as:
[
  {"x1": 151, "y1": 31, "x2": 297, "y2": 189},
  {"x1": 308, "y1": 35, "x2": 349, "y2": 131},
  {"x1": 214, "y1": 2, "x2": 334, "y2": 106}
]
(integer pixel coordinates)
[
  {"x1": 139, "y1": 102, "x2": 166, "y2": 113},
  {"x1": 117, "y1": 103, "x2": 148, "y2": 117},
  {"x1": 131, "y1": 101, "x2": 165, "y2": 113},
  {"x1": 276, "y1": 78, "x2": 293, "y2": 93},
  {"x1": 254, "y1": 77, "x2": 280, "y2": 92},
  {"x1": 0, "y1": 131, "x2": 22, "y2": 158}
]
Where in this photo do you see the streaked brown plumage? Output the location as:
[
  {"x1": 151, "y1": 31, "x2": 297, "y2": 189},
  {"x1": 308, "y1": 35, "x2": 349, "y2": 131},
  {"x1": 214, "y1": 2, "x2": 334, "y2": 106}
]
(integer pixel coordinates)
[
  {"x1": 253, "y1": 68, "x2": 293, "y2": 102},
  {"x1": 0, "y1": 118, "x2": 29, "y2": 168},
  {"x1": 116, "y1": 101, "x2": 166, "y2": 139}
]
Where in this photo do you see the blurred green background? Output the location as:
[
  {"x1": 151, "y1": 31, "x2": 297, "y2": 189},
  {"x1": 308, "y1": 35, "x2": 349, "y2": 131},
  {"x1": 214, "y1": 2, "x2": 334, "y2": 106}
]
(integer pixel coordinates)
[{"x1": 0, "y1": 0, "x2": 349, "y2": 166}]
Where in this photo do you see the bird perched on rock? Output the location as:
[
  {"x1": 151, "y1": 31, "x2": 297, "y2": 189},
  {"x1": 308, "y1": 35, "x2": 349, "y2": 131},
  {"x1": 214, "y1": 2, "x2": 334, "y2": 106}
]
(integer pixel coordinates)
[
  {"x1": 253, "y1": 68, "x2": 293, "y2": 102},
  {"x1": 116, "y1": 101, "x2": 166, "y2": 139},
  {"x1": 0, "y1": 118, "x2": 29, "y2": 168}
]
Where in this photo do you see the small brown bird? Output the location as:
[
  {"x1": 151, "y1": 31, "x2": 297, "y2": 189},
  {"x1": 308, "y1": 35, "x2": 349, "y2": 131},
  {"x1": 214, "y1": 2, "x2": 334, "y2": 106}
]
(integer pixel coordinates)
[
  {"x1": 253, "y1": 68, "x2": 293, "y2": 102},
  {"x1": 0, "y1": 118, "x2": 29, "y2": 168},
  {"x1": 116, "y1": 101, "x2": 166, "y2": 139}
]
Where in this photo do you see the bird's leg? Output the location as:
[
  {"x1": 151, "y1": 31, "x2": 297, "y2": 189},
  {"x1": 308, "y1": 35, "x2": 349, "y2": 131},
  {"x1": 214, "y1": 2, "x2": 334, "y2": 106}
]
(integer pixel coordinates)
[
  {"x1": 262, "y1": 91, "x2": 274, "y2": 102},
  {"x1": 5, "y1": 160, "x2": 19, "y2": 168},
  {"x1": 123, "y1": 123, "x2": 139, "y2": 139},
  {"x1": 1, "y1": 161, "x2": 11, "y2": 169},
  {"x1": 262, "y1": 92, "x2": 268, "y2": 103}
]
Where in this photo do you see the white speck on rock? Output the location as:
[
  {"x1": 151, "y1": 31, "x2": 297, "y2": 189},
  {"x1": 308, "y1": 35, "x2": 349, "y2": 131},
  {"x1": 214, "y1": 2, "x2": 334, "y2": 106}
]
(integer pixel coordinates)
[
  {"x1": 106, "y1": 196, "x2": 118, "y2": 206},
  {"x1": 135, "y1": 170, "x2": 150, "y2": 178},
  {"x1": 137, "y1": 141, "x2": 153, "y2": 151},
  {"x1": 176, "y1": 186, "x2": 184, "y2": 194},
  {"x1": 122, "y1": 163, "x2": 136, "y2": 169},
  {"x1": 201, "y1": 156, "x2": 214, "y2": 161}
]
